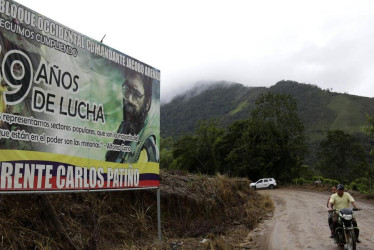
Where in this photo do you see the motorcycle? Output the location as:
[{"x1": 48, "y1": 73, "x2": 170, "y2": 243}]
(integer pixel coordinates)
[{"x1": 330, "y1": 208, "x2": 360, "y2": 250}]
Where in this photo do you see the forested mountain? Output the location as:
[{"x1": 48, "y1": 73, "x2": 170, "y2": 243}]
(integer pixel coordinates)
[{"x1": 161, "y1": 80, "x2": 374, "y2": 143}]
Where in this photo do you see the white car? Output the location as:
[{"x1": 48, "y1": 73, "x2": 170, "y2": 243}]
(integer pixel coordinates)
[{"x1": 250, "y1": 178, "x2": 277, "y2": 190}]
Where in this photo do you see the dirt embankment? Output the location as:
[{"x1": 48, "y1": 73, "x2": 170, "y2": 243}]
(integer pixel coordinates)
[
  {"x1": 247, "y1": 188, "x2": 374, "y2": 249},
  {"x1": 0, "y1": 170, "x2": 274, "y2": 249}
]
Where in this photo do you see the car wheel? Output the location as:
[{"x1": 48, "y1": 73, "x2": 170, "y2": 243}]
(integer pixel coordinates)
[
  {"x1": 269, "y1": 185, "x2": 274, "y2": 190},
  {"x1": 251, "y1": 186, "x2": 256, "y2": 190}
]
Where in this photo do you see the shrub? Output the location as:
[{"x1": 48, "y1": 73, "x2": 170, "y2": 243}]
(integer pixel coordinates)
[
  {"x1": 348, "y1": 178, "x2": 370, "y2": 194},
  {"x1": 320, "y1": 177, "x2": 339, "y2": 186},
  {"x1": 292, "y1": 177, "x2": 311, "y2": 185}
]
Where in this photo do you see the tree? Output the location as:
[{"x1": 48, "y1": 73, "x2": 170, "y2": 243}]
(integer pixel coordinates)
[
  {"x1": 160, "y1": 137, "x2": 175, "y2": 169},
  {"x1": 214, "y1": 120, "x2": 249, "y2": 175},
  {"x1": 363, "y1": 114, "x2": 374, "y2": 192},
  {"x1": 217, "y1": 92, "x2": 307, "y2": 182},
  {"x1": 364, "y1": 114, "x2": 374, "y2": 140},
  {"x1": 172, "y1": 135, "x2": 199, "y2": 172},
  {"x1": 251, "y1": 93, "x2": 307, "y2": 181},
  {"x1": 194, "y1": 120, "x2": 224, "y2": 174},
  {"x1": 172, "y1": 119, "x2": 224, "y2": 174},
  {"x1": 317, "y1": 130, "x2": 369, "y2": 184}
]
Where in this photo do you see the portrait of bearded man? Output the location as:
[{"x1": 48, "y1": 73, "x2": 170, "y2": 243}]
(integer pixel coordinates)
[{"x1": 105, "y1": 69, "x2": 159, "y2": 164}]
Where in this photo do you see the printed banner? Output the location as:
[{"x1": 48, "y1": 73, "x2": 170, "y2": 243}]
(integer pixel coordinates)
[{"x1": 0, "y1": 1, "x2": 160, "y2": 192}]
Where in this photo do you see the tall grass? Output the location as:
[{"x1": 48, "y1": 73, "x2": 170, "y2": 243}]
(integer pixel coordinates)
[{"x1": 0, "y1": 171, "x2": 274, "y2": 249}]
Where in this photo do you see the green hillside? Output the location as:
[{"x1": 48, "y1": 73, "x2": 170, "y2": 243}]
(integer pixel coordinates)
[
  {"x1": 161, "y1": 82, "x2": 260, "y2": 138},
  {"x1": 161, "y1": 80, "x2": 374, "y2": 143}
]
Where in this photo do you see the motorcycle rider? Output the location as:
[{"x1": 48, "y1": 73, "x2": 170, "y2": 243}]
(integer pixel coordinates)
[
  {"x1": 327, "y1": 185, "x2": 337, "y2": 238},
  {"x1": 328, "y1": 184, "x2": 361, "y2": 243}
]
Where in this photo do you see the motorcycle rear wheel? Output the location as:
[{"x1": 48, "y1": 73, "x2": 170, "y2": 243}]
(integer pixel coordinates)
[{"x1": 346, "y1": 230, "x2": 356, "y2": 250}]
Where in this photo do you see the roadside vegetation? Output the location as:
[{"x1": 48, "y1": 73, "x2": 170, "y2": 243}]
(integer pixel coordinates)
[
  {"x1": 162, "y1": 92, "x2": 307, "y2": 183},
  {"x1": 0, "y1": 171, "x2": 273, "y2": 249},
  {"x1": 292, "y1": 176, "x2": 374, "y2": 198},
  {"x1": 161, "y1": 92, "x2": 374, "y2": 195}
]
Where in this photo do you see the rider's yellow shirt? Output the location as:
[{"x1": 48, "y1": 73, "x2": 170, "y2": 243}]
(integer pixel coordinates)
[{"x1": 329, "y1": 192, "x2": 355, "y2": 210}]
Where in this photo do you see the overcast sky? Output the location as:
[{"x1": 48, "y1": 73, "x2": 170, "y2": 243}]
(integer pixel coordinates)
[{"x1": 16, "y1": 0, "x2": 374, "y2": 102}]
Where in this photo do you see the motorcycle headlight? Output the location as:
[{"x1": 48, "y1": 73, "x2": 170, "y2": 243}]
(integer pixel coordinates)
[{"x1": 342, "y1": 214, "x2": 352, "y2": 220}]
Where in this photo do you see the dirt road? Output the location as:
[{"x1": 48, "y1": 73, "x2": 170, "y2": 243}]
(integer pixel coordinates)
[{"x1": 248, "y1": 188, "x2": 374, "y2": 249}]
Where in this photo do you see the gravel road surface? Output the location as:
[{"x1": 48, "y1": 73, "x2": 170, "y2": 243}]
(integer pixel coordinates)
[{"x1": 248, "y1": 188, "x2": 374, "y2": 249}]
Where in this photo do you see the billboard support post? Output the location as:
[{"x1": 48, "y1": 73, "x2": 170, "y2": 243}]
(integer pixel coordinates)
[{"x1": 157, "y1": 188, "x2": 162, "y2": 241}]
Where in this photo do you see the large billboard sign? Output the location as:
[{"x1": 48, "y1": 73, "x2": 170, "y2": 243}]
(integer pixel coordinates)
[{"x1": 0, "y1": 1, "x2": 160, "y2": 192}]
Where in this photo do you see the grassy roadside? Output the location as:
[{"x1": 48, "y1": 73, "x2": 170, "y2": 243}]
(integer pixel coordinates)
[{"x1": 0, "y1": 170, "x2": 274, "y2": 249}]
